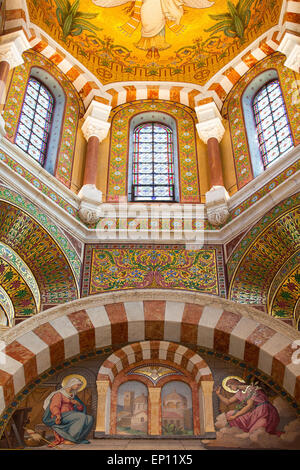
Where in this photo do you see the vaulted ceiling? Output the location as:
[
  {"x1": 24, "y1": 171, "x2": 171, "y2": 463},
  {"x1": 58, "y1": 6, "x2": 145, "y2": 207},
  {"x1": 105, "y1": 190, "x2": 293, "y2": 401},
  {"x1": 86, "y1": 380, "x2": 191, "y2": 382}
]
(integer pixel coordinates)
[
  {"x1": 0, "y1": 201, "x2": 79, "y2": 322},
  {"x1": 229, "y1": 198, "x2": 300, "y2": 321},
  {"x1": 27, "y1": 0, "x2": 283, "y2": 85}
]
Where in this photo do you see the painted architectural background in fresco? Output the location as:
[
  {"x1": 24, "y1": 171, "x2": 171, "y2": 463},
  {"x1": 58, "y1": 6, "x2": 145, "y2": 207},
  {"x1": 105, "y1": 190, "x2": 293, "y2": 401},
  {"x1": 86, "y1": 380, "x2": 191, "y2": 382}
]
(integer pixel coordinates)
[
  {"x1": 161, "y1": 381, "x2": 193, "y2": 435},
  {"x1": 117, "y1": 382, "x2": 148, "y2": 436}
]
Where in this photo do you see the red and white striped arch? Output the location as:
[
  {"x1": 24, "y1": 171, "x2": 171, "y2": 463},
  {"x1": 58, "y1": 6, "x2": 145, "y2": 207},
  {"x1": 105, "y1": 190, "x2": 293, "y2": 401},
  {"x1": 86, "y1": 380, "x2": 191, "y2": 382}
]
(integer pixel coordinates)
[
  {"x1": 3, "y1": 1, "x2": 299, "y2": 111},
  {"x1": 98, "y1": 341, "x2": 213, "y2": 384},
  {"x1": 0, "y1": 289, "x2": 299, "y2": 419}
]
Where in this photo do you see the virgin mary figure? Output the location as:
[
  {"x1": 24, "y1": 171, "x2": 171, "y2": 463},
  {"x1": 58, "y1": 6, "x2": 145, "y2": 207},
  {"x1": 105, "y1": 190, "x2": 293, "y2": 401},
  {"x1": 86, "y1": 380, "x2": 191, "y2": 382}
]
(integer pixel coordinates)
[{"x1": 42, "y1": 376, "x2": 94, "y2": 447}]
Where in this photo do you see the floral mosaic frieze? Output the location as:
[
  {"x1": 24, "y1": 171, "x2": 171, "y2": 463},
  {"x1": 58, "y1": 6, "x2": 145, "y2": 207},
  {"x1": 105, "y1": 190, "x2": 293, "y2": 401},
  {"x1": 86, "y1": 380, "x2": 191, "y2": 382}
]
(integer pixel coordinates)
[{"x1": 82, "y1": 244, "x2": 226, "y2": 297}]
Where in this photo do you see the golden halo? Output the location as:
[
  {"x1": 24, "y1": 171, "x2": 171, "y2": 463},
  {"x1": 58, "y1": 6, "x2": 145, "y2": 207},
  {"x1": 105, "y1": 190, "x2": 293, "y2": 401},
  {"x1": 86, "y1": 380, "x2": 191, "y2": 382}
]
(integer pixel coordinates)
[
  {"x1": 222, "y1": 376, "x2": 245, "y2": 393},
  {"x1": 62, "y1": 374, "x2": 87, "y2": 392}
]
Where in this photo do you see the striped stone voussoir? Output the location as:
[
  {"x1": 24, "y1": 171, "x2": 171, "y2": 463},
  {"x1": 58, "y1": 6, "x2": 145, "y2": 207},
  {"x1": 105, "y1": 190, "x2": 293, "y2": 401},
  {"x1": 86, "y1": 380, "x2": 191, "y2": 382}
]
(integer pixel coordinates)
[
  {"x1": 0, "y1": 291, "x2": 299, "y2": 420},
  {"x1": 25, "y1": 34, "x2": 284, "y2": 112},
  {"x1": 97, "y1": 341, "x2": 213, "y2": 384}
]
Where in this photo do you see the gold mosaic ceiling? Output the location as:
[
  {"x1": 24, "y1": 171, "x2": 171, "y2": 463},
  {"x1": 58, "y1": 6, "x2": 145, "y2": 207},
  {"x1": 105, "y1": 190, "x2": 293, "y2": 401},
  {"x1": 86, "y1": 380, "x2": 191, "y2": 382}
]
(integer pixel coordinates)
[
  {"x1": 27, "y1": 0, "x2": 282, "y2": 85},
  {"x1": 229, "y1": 205, "x2": 300, "y2": 320},
  {"x1": 0, "y1": 202, "x2": 79, "y2": 315}
]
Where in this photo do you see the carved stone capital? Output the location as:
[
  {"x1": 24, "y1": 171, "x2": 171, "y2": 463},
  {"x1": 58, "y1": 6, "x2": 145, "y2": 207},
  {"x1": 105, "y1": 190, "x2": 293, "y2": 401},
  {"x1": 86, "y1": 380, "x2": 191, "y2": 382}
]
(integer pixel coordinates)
[
  {"x1": 205, "y1": 185, "x2": 230, "y2": 227},
  {"x1": 278, "y1": 33, "x2": 300, "y2": 73},
  {"x1": 0, "y1": 31, "x2": 30, "y2": 69},
  {"x1": 82, "y1": 100, "x2": 112, "y2": 142},
  {"x1": 196, "y1": 119, "x2": 225, "y2": 144},
  {"x1": 82, "y1": 117, "x2": 110, "y2": 141},
  {"x1": 195, "y1": 102, "x2": 225, "y2": 143},
  {"x1": 78, "y1": 184, "x2": 103, "y2": 224}
]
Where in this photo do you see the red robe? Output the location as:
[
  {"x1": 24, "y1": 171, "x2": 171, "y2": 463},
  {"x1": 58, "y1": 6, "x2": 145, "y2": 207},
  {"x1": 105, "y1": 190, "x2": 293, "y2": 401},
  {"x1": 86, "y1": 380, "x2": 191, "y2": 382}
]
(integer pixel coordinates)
[
  {"x1": 48, "y1": 392, "x2": 84, "y2": 445},
  {"x1": 226, "y1": 387, "x2": 282, "y2": 435},
  {"x1": 50, "y1": 392, "x2": 84, "y2": 418}
]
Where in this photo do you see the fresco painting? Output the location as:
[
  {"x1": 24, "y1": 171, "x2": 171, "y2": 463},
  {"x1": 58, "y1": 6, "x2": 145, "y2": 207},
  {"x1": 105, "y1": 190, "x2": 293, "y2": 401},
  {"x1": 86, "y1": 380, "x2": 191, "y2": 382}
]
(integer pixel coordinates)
[
  {"x1": 1, "y1": 356, "x2": 299, "y2": 449},
  {"x1": 27, "y1": 0, "x2": 283, "y2": 84},
  {"x1": 117, "y1": 382, "x2": 148, "y2": 435},
  {"x1": 161, "y1": 381, "x2": 193, "y2": 435}
]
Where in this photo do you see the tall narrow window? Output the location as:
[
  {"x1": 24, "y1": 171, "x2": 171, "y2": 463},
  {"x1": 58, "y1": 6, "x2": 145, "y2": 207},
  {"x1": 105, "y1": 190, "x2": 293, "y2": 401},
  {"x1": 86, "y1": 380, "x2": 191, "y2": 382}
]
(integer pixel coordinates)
[
  {"x1": 132, "y1": 122, "x2": 175, "y2": 202},
  {"x1": 15, "y1": 77, "x2": 54, "y2": 166},
  {"x1": 253, "y1": 79, "x2": 293, "y2": 168}
]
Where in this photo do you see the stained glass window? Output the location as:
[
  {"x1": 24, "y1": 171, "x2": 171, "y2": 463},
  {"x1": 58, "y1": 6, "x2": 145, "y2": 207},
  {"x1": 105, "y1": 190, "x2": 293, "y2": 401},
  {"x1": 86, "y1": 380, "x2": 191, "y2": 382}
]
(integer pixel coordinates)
[
  {"x1": 253, "y1": 79, "x2": 293, "y2": 168},
  {"x1": 15, "y1": 77, "x2": 54, "y2": 165},
  {"x1": 132, "y1": 122, "x2": 175, "y2": 201}
]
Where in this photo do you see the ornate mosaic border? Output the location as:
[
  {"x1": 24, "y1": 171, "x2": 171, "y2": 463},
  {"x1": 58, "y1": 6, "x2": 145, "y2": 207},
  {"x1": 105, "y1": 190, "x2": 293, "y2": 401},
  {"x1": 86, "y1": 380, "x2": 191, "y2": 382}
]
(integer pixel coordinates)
[
  {"x1": 0, "y1": 150, "x2": 78, "y2": 218},
  {"x1": 0, "y1": 257, "x2": 37, "y2": 317},
  {"x1": 3, "y1": 50, "x2": 84, "y2": 187},
  {"x1": 81, "y1": 243, "x2": 226, "y2": 298},
  {"x1": 270, "y1": 265, "x2": 300, "y2": 319},
  {"x1": 0, "y1": 241, "x2": 40, "y2": 307},
  {"x1": 0, "y1": 286, "x2": 13, "y2": 326},
  {"x1": 268, "y1": 251, "x2": 300, "y2": 308},
  {"x1": 226, "y1": 159, "x2": 300, "y2": 224},
  {"x1": 222, "y1": 53, "x2": 300, "y2": 189},
  {"x1": 107, "y1": 100, "x2": 201, "y2": 203}
]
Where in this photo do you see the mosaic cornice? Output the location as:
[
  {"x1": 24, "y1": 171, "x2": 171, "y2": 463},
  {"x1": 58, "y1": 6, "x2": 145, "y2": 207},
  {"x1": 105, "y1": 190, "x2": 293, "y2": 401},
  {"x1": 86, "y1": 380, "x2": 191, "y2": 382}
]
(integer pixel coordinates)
[{"x1": 0, "y1": 142, "x2": 298, "y2": 234}]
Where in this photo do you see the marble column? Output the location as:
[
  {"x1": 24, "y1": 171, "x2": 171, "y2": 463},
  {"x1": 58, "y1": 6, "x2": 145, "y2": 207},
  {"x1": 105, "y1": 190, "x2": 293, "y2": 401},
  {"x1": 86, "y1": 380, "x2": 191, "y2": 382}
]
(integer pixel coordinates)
[
  {"x1": 148, "y1": 387, "x2": 161, "y2": 435},
  {"x1": 278, "y1": 32, "x2": 300, "y2": 73},
  {"x1": 196, "y1": 101, "x2": 229, "y2": 227},
  {"x1": 78, "y1": 100, "x2": 111, "y2": 224},
  {"x1": 0, "y1": 31, "x2": 30, "y2": 136},
  {"x1": 207, "y1": 136, "x2": 225, "y2": 188},
  {"x1": 95, "y1": 379, "x2": 111, "y2": 434},
  {"x1": 0, "y1": 59, "x2": 9, "y2": 103},
  {"x1": 200, "y1": 381, "x2": 215, "y2": 434}
]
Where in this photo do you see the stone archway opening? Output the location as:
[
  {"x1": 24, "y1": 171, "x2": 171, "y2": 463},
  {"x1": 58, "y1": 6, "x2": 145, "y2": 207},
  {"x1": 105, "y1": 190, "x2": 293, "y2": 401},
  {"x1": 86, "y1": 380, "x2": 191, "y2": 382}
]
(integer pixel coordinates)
[{"x1": 95, "y1": 341, "x2": 215, "y2": 438}]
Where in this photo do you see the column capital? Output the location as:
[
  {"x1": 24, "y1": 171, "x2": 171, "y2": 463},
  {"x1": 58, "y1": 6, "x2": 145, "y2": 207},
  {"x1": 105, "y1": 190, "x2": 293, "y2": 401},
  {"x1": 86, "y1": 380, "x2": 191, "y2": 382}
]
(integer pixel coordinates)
[
  {"x1": 82, "y1": 100, "x2": 112, "y2": 141},
  {"x1": 200, "y1": 380, "x2": 214, "y2": 393},
  {"x1": 0, "y1": 31, "x2": 30, "y2": 69},
  {"x1": 205, "y1": 185, "x2": 230, "y2": 227},
  {"x1": 195, "y1": 101, "x2": 225, "y2": 143},
  {"x1": 277, "y1": 32, "x2": 300, "y2": 73},
  {"x1": 78, "y1": 184, "x2": 103, "y2": 225}
]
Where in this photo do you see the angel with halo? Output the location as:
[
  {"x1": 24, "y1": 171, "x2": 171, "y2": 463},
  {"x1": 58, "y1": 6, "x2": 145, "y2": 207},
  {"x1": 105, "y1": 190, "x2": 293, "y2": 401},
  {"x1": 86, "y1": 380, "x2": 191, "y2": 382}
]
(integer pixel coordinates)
[{"x1": 92, "y1": 0, "x2": 214, "y2": 58}]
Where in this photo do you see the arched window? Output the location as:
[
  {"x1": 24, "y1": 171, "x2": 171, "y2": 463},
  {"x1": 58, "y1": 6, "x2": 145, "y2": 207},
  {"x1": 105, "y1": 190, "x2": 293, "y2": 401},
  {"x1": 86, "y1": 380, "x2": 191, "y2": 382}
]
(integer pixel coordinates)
[
  {"x1": 242, "y1": 70, "x2": 294, "y2": 178},
  {"x1": 252, "y1": 79, "x2": 293, "y2": 169},
  {"x1": 131, "y1": 121, "x2": 176, "y2": 202},
  {"x1": 15, "y1": 77, "x2": 54, "y2": 166}
]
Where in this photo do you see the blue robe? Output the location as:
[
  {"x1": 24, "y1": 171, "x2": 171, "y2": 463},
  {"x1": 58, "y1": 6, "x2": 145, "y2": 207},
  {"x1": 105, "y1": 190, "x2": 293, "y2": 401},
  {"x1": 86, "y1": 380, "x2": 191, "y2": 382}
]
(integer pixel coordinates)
[{"x1": 42, "y1": 394, "x2": 94, "y2": 444}]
